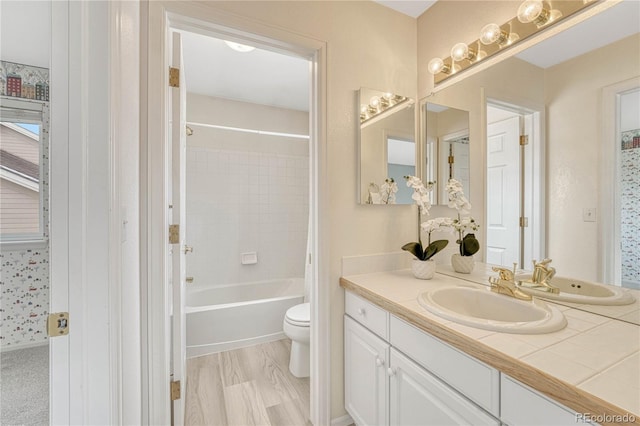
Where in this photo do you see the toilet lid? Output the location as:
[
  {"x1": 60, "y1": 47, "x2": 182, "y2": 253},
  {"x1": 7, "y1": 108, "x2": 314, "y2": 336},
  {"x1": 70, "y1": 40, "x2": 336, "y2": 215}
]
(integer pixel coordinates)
[{"x1": 285, "y1": 303, "x2": 310, "y2": 327}]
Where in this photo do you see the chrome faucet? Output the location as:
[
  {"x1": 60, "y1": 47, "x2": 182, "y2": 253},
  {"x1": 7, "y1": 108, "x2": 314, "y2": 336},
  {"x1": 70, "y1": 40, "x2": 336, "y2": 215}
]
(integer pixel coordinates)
[
  {"x1": 489, "y1": 263, "x2": 532, "y2": 301},
  {"x1": 520, "y1": 258, "x2": 559, "y2": 294}
]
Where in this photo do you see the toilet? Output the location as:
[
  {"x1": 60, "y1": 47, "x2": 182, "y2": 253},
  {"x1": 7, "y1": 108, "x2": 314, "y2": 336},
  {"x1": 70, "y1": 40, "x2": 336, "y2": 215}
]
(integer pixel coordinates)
[{"x1": 283, "y1": 302, "x2": 310, "y2": 378}]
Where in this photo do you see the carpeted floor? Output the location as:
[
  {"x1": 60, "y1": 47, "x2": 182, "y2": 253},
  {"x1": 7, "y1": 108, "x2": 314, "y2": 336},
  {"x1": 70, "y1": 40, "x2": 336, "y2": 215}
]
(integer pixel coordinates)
[{"x1": 1, "y1": 345, "x2": 49, "y2": 426}]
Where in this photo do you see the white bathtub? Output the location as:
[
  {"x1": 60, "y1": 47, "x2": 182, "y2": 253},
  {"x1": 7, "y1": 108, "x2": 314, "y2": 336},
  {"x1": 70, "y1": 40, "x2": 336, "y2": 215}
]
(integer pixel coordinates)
[{"x1": 186, "y1": 278, "x2": 304, "y2": 358}]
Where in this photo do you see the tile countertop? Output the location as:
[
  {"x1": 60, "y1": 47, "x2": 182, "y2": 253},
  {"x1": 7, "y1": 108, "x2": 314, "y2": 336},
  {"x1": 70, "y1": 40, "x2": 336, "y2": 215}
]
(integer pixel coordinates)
[{"x1": 340, "y1": 267, "x2": 640, "y2": 426}]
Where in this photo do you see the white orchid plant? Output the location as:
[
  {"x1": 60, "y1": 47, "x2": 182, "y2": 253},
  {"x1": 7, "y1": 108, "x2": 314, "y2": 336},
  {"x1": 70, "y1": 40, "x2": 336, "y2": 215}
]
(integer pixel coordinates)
[
  {"x1": 446, "y1": 178, "x2": 480, "y2": 257},
  {"x1": 380, "y1": 178, "x2": 398, "y2": 204},
  {"x1": 401, "y1": 176, "x2": 449, "y2": 261}
]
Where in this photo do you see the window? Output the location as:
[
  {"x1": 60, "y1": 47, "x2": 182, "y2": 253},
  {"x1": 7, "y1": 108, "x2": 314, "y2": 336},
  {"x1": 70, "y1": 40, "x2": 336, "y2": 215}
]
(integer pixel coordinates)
[{"x1": 0, "y1": 99, "x2": 48, "y2": 242}]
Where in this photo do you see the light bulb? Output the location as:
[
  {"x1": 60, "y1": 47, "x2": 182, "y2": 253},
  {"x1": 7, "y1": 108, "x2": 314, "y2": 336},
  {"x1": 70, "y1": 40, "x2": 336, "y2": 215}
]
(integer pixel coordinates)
[
  {"x1": 450, "y1": 43, "x2": 476, "y2": 62},
  {"x1": 480, "y1": 23, "x2": 509, "y2": 46},
  {"x1": 369, "y1": 96, "x2": 381, "y2": 109},
  {"x1": 224, "y1": 40, "x2": 256, "y2": 52},
  {"x1": 428, "y1": 57, "x2": 450, "y2": 75},
  {"x1": 517, "y1": 0, "x2": 550, "y2": 25}
]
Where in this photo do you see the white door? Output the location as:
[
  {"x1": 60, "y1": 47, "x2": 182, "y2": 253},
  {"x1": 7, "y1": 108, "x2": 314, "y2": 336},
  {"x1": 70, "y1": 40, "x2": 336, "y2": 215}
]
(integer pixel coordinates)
[
  {"x1": 170, "y1": 31, "x2": 187, "y2": 425},
  {"x1": 486, "y1": 115, "x2": 520, "y2": 267},
  {"x1": 344, "y1": 316, "x2": 389, "y2": 426},
  {"x1": 389, "y1": 349, "x2": 499, "y2": 426}
]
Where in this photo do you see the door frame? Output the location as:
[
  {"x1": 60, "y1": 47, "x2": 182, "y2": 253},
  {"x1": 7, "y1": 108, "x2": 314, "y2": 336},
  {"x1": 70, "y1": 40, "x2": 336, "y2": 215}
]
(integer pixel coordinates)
[
  {"x1": 599, "y1": 77, "x2": 640, "y2": 285},
  {"x1": 142, "y1": 3, "x2": 329, "y2": 425}
]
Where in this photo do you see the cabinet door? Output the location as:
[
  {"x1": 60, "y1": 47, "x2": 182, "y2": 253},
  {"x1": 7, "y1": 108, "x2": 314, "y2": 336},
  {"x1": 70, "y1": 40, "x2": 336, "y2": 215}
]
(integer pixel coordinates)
[
  {"x1": 389, "y1": 349, "x2": 499, "y2": 426},
  {"x1": 344, "y1": 316, "x2": 389, "y2": 426}
]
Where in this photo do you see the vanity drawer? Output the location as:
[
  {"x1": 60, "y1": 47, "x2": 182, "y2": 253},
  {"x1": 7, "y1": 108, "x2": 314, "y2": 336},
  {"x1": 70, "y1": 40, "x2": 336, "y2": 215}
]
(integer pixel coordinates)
[
  {"x1": 345, "y1": 291, "x2": 389, "y2": 340},
  {"x1": 501, "y1": 375, "x2": 597, "y2": 426},
  {"x1": 390, "y1": 315, "x2": 500, "y2": 416}
]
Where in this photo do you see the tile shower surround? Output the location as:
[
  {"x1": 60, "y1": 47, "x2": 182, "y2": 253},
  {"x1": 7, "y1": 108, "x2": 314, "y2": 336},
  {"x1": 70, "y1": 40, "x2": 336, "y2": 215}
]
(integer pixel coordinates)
[{"x1": 186, "y1": 147, "x2": 309, "y2": 287}]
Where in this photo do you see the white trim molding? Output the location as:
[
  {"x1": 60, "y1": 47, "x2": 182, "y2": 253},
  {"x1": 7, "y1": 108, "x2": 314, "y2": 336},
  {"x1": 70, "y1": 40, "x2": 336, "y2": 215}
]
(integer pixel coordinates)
[{"x1": 331, "y1": 414, "x2": 355, "y2": 426}]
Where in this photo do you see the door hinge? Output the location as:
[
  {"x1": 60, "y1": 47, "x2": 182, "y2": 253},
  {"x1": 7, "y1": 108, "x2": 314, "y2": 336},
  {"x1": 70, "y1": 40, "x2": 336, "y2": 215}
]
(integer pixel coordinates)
[
  {"x1": 169, "y1": 67, "x2": 180, "y2": 88},
  {"x1": 47, "y1": 312, "x2": 69, "y2": 337},
  {"x1": 448, "y1": 155, "x2": 454, "y2": 164},
  {"x1": 170, "y1": 380, "x2": 181, "y2": 401},
  {"x1": 519, "y1": 216, "x2": 529, "y2": 227},
  {"x1": 169, "y1": 224, "x2": 180, "y2": 244},
  {"x1": 519, "y1": 135, "x2": 529, "y2": 146}
]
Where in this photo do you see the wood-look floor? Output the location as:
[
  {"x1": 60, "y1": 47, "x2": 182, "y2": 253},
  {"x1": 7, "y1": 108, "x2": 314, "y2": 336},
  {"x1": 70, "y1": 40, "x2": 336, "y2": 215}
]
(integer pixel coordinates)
[{"x1": 185, "y1": 339, "x2": 311, "y2": 426}]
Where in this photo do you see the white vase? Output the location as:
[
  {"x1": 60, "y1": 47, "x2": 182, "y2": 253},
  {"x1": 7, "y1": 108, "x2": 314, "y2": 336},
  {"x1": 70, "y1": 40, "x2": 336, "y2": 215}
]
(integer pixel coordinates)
[
  {"x1": 451, "y1": 253, "x2": 474, "y2": 274},
  {"x1": 411, "y1": 259, "x2": 437, "y2": 280}
]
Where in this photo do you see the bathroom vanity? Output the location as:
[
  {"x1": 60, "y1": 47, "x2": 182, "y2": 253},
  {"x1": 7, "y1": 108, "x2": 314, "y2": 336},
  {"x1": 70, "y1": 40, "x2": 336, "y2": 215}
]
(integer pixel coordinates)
[{"x1": 341, "y1": 267, "x2": 640, "y2": 426}]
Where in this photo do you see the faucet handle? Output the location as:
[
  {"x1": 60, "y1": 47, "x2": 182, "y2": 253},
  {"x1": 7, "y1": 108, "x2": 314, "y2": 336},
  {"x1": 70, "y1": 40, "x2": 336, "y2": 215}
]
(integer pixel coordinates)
[
  {"x1": 534, "y1": 258, "x2": 552, "y2": 267},
  {"x1": 492, "y1": 266, "x2": 514, "y2": 281}
]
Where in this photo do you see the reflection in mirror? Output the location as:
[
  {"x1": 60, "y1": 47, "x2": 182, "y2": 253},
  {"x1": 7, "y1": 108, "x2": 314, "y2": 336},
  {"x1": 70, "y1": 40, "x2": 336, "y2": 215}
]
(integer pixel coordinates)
[
  {"x1": 358, "y1": 87, "x2": 416, "y2": 204},
  {"x1": 424, "y1": 1, "x2": 640, "y2": 324},
  {"x1": 423, "y1": 102, "x2": 470, "y2": 205}
]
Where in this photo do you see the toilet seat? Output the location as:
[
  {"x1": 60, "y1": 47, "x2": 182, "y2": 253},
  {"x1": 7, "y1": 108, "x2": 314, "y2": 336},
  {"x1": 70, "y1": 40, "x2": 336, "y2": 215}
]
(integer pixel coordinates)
[{"x1": 285, "y1": 302, "x2": 310, "y2": 327}]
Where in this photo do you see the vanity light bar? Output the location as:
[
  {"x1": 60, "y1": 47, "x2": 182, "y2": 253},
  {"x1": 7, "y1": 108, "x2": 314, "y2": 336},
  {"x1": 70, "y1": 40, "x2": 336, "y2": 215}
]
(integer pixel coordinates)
[
  {"x1": 360, "y1": 92, "x2": 409, "y2": 124},
  {"x1": 429, "y1": 0, "x2": 598, "y2": 84}
]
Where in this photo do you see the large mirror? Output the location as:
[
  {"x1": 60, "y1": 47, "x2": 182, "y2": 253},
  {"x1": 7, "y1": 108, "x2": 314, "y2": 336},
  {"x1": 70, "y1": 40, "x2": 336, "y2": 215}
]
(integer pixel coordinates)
[
  {"x1": 423, "y1": 102, "x2": 470, "y2": 205},
  {"x1": 424, "y1": 1, "x2": 640, "y2": 324},
  {"x1": 358, "y1": 87, "x2": 416, "y2": 204}
]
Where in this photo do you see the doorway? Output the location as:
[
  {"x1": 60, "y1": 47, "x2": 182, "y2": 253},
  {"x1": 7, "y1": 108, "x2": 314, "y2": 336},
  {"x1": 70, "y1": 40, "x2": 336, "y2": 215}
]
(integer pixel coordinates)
[
  {"x1": 144, "y1": 5, "x2": 328, "y2": 425},
  {"x1": 174, "y1": 28, "x2": 312, "y2": 424},
  {"x1": 485, "y1": 101, "x2": 544, "y2": 269}
]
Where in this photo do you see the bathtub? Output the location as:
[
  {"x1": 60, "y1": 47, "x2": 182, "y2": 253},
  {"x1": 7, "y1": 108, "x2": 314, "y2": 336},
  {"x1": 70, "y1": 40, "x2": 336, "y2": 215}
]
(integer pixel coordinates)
[{"x1": 186, "y1": 278, "x2": 304, "y2": 358}]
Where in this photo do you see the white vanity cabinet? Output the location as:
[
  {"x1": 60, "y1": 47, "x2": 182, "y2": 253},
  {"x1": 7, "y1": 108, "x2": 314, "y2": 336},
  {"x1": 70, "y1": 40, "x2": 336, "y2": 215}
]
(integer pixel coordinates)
[
  {"x1": 344, "y1": 292, "x2": 500, "y2": 426},
  {"x1": 344, "y1": 290, "x2": 597, "y2": 426}
]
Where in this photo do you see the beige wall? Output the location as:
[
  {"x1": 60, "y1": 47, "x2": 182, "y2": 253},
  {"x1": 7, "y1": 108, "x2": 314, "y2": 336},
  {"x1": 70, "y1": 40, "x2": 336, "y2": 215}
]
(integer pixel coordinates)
[
  {"x1": 545, "y1": 34, "x2": 640, "y2": 280},
  {"x1": 418, "y1": 3, "x2": 640, "y2": 282},
  {"x1": 193, "y1": 1, "x2": 417, "y2": 418}
]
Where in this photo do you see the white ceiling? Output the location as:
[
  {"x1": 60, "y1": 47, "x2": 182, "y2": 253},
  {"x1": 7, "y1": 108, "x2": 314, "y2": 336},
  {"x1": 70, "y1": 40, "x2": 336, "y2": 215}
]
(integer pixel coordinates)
[
  {"x1": 373, "y1": 0, "x2": 437, "y2": 18},
  {"x1": 180, "y1": 31, "x2": 310, "y2": 112},
  {"x1": 180, "y1": 1, "x2": 638, "y2": 112}
]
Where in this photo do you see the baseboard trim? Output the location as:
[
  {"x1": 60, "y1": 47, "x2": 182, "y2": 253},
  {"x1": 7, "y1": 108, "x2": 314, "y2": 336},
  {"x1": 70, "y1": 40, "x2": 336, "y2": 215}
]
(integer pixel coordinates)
[
  {"x1": 331, "y1": 413, "x2": 354, "y2": 426},
  {"x1": 186, "y1": 332, "x2": 286, "y2": 358},
  {"x1": 1, "y1": 340, "x2": 48, "y2": 353}
]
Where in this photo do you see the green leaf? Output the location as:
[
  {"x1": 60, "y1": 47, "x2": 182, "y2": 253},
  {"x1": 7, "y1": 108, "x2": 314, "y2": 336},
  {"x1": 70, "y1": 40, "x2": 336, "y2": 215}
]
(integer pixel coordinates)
[
  {"x1": 402, "y1": 242, "x2": 424, "y2": 260},
  {"x1": 423, "y1": 239, "x2": 448, "y2": 260},
  {"x1": 461, "y1": 233, "x2": 480, "y2": 256}
]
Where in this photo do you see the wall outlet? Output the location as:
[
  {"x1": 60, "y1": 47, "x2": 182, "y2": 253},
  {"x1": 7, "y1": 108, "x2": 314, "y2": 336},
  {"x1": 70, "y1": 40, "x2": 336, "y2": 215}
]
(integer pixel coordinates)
[{"x1": 583, "y1": 208, "x2": 597, "y2": 222}]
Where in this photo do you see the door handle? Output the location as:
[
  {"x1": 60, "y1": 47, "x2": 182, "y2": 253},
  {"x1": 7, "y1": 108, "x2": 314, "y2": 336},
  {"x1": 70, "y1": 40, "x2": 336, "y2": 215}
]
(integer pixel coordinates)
[{"x1": 184, "y1": 245, "x2": 193, "y2": 254}]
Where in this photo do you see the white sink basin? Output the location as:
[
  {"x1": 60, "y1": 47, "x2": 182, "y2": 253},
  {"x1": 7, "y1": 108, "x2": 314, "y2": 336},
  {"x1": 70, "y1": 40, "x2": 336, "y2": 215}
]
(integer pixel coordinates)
[
  {"x1": 417, "y1": 286, "x2": 567, "y2": 334},
  {"x1": 515, "y1": 275, "x2": 636, "y2": 306}
]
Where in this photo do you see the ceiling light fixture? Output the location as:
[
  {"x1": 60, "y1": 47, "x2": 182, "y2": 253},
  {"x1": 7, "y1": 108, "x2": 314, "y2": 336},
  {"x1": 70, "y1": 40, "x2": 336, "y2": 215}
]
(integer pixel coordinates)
[
  {"x1": 428, "y1": 0, "x2": 596, "y2": 83},
  {"x1": 224, "y1": 41, "x2": 256, "y2": 53}
]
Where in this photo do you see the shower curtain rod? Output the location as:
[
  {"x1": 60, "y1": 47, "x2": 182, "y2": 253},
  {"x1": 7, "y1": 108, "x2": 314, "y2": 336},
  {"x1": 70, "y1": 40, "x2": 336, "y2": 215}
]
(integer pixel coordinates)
[{"x1": 187, "y1": 121, "x2": 309, "y2": 140}]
